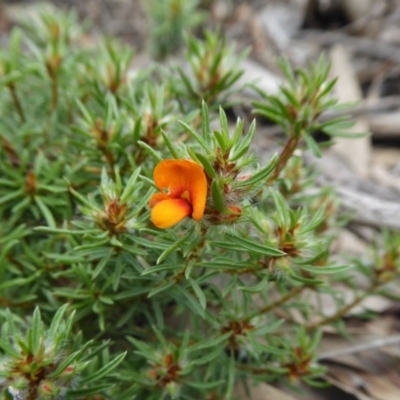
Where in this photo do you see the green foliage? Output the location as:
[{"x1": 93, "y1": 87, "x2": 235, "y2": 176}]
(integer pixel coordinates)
[
  {"x1": 146, "y1": 0, "x2": 205, "y2": 60},
  {"x1": 173, "y1": 30, "x2": 249, "y2": 110},
  {"x1": 0, "y1": 9, "x2": 398, "y2": 400},
  {"x1": 0, "y1": 305, "x2": 125, "y2": 399}
]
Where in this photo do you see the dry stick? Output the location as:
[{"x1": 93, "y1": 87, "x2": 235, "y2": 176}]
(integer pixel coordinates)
[
  {"x1": 318, "y1": 335, "x2": 400, "y2": 360},
  {"x1": 297, "y1": 30, "x2": 400, "y2": 64},
  {"x1": 305, "y1": 281, "x2": 382, "y2": 332},
  {"x1": 8, "y1": 84, "x2": 25, "y2": 123}
]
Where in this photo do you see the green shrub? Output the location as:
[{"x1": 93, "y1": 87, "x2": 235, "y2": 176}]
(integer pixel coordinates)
[{"x1": 0, "y1": 9, "x2": 398, "y2": 400}]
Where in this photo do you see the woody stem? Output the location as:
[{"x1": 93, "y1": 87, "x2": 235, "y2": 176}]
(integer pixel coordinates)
[
  {"x1": 305, "y1": 280, "x2": 383, "y2": 331},
  {"x1": 175, "y1": 227, "x2": 208, "y2": 282},
  {"x1": 268, "y1": 135, "x2": 300, "y2": 184},
  {"x1": 8, "y1": 84, "x2": 26, "y2": 122},
  {"x1": 245, "y1": 284, "x2": 307, "y2": 322}
]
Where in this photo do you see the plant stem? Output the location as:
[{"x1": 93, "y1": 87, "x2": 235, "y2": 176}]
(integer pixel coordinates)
[
  {"x1": 175, "y1": 226, "x2": 208, "y2": 282},
  {"x1": 101, "y1": 146, "x2": 116, "y2": 180},
  {"x1": 0, "y1": 297, "x2": 33, "y2": 308},
  {"x1": 268, "y1": 135, "x2": 299, "y2": 184},
  {"x1": 245, "y1": 284, "x2": 307, "y2": 322},
  {"x1": 305, "y1": 281, "x2": 382, "y2": 331},
  {"x1": 51, "y1": 74, "x2": 59, "y2": 111},
  {"x1": 8, "y1": 84, "x2": 26, "y2": 122}
]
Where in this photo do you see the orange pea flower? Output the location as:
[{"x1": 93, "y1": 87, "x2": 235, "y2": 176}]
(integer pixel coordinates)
[{"x1": 149, "y1": 159, "x2": 207, "y2": 228}]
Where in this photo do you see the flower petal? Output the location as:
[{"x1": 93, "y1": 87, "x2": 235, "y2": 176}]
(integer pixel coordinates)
[
  {"x1": 151, "y1": 198, "x2": 192, "y2": 228},
  {"x1": 153, "y1": 159, "x2": 207, "y2": 221},
  {"x1": 149, "y1": 193, "x2": 170, "y2": 208}
]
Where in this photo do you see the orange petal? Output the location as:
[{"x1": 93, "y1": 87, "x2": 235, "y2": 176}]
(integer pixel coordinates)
[
  {"x1": 151, "y1": 198, "x2": 192, "y2": 228},
  {"x1": 149, "y1": 193, "x2": 170, "y2": 208},
  {"x1": 153, "y1": 160, "x2": 207, "y2": 221}
]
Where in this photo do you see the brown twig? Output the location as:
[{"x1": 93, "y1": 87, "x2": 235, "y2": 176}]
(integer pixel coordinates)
[
  {"x1": 245, "y1": 284, "x2": 307, "y2": 322},
  {"x1": 8, "y1": 84, "x2": 26, "y2": 123},
  {"x1": 268, "y1": 135, "x2": 300, "y2": 184},
  {"x1": 305, "y1": 281, "x2": 382, "y2": 331}
]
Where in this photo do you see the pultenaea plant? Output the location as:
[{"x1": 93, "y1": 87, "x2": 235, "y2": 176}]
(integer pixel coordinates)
[{"x1": 1, "y1": 8, "x2": 399, "y2": 400}]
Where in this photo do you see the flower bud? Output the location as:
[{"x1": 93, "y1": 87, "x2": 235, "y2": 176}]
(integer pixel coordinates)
[{"x1": 38, "y1": 380, "x2": 60, "y2": 398}]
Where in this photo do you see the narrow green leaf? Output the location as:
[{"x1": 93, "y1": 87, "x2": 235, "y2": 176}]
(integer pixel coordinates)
[
  {"x1": 281, "y1": 87, "x2": 300, "y2": 108},
  {"x1": 148, "y1": 280, "x2": 175, "y2": 298},
  {"x1": 201, "y1": 100, "x2": 211, "y2": 143},
  {"x1": 251, "y1": 318, "x2": 285, "y2": 336},
  {"x1": 0, "y1": 189, "x2": 24, "y2": 206},
  {"x1": 69, "y1": 187, "x2": 98, "y2": 209},
  {"x1": 295, "y1": 249, "x2": 328, "y2": 266},
  {"x1": 189, "y1": 331, "x2": 233, "y2": 352},
  {"x1": 229, "y1": 119, "x2": 256, "y2": 161},
  {"x1": 219, "y1": 106, "x2": 230, "y2": 142},
  {"x1": 175, "y1": 285, "x2": 205, "y2": 318},
  {"x1": 189, "y1": 278, "x2": 206, "y2": 309},
  {"x1": 323, "y1": 127, "x2": 367, "y2": 138},
  {"x1": 0, "y1": 239, "x2": 19, "y2": 279},
  {"x1": 213, "y1": 130, "x2": 228, "y2": 153},
  {"x1": 92, "y1": 248, "x2": 113, "y2": 278},
  {"x1": 239, "y1": 275, "x2": 269, "y2": 293},
  {"x1": 29, "y1": 307, "x2": 42, "y2": 356},
  {"x1": 0, "y1": 338, "x2": 23, "y2": 358},
  {"x1": 226, "y1": 353, "x2": 236, "y2": 399},
  {"x1": 49, "y1": 350, "x2": 85, "y2": 377},
  {"x1": 190, "y1": 345, "x2": 224, "y2": 366},
  {"x1": 68, "y1": 384, "x2": 115, "y2": 396},
  {"x1": 253, "y1": 108, "x2": 286, "y2": 126},
  {"x1": 195, "y1": 152, "x2": 216, "y2": 179},
  {"x1": 81, "y1": 352, "x2": 127, "y2": 385},
  {"x1": 161, "y1": 130, "x2": 180, "y2": 159},
  {"x1": 76, "y1": 99, "x2": 95, "y2": 124},
  {"x1": 137, "y1": 141, "x2": 162, "y2": 161},
  {"x1": 228, "y1": 234, "x2": 285, "y2": 257},
  {"x1": 291, "y1": 275, "x2": 325, "y2": 285},
  {"x1": 223, "y1": 275, "x2": 238, "y2": 297},
  {"x1": 184, "y1": 379, "x2": 225, "y2": 389},
  {"x1": 230, "y1": 118, "x2": 244, "y2": 145},
  {"x1": 178, "y1": 120, "x2": 209, "y2": 151},
  {"x1": 316, "y1": 77, "x2": 338, "y2": 100},
  {"x1": 0, "y1": 272, "x2": 41, "y2": 290},
  {"x1": 271, "y1": 190, "x2": 291, "y2": 228},
  {"x1": 5, "y1": 309, "x2": 17, "y2": 337},
  {"x1": 156, "y1": 228, "x2": 195, "y2": 265},
  {"x1": 0, "y1": 70, "x2": 23, "y2": 86},
  {"x1": 277, "y1": 57, "x2": 295, "y2": 88},
  {"x1": 211, "y1": 180, "x2": 225, "y2": 212},
  {"x1": 120, "y1": 167, "x2": 141, "y2": 203},
  {"x1": 235, "y1": 154, "x2": 278, "y2": 187},
  {"x1": 304, "y1": 134, "x2": 322, "y2": 158},
  {"x1": 141, "y1": 264, "x2": 179, "y2": 276},
  {"x1": 139, "y1": 174, "x2": 158, "y2": 190},
  {"x1": 299, "y1": 264, "x2": 351, "y2": 275},
  {"x1": 177, "y1": 67, "x2": 198, "y2": 98}
]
